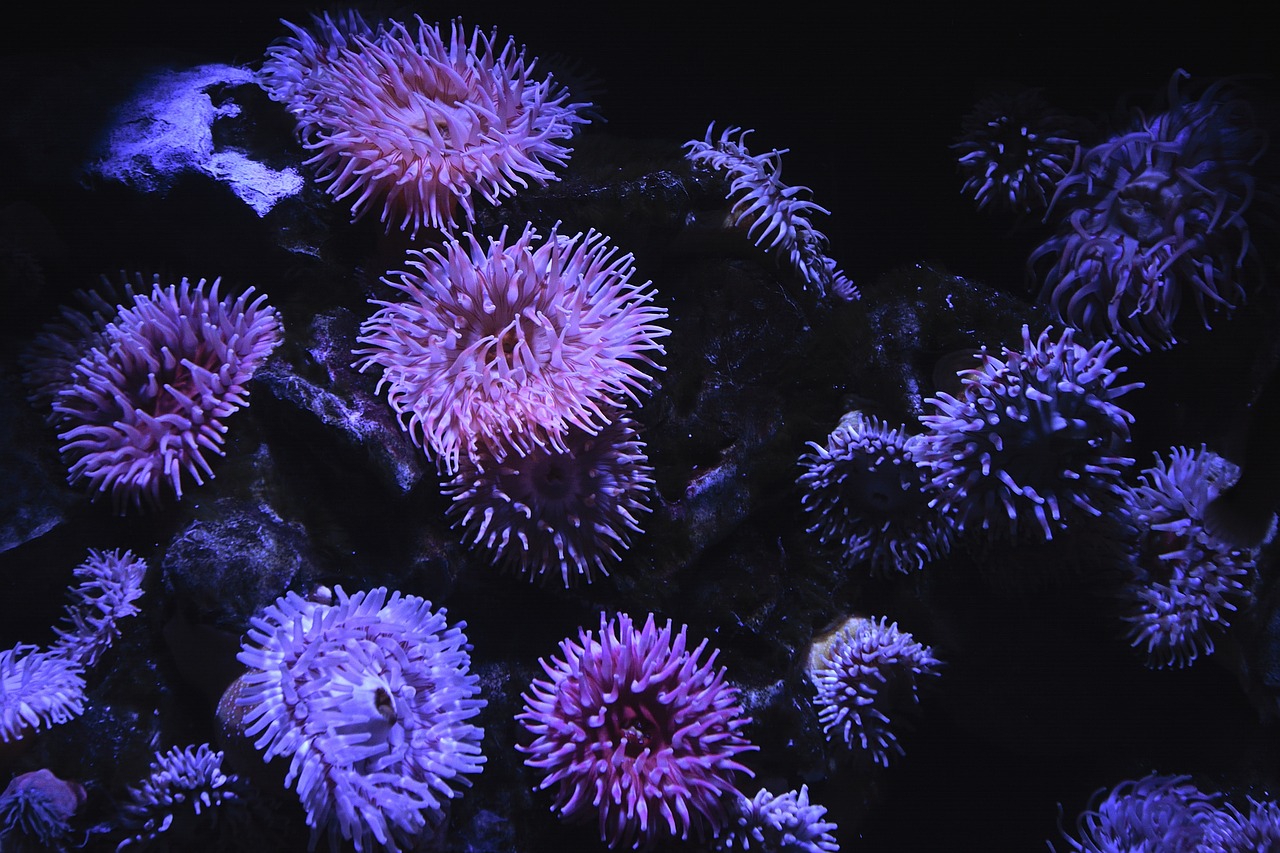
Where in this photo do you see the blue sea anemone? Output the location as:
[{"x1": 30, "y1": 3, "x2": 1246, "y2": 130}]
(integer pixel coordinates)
[
  {"x1": 917, "y1": 325, "x2": 1140, "y2": 544},
  {"x1": 0, "y1": 769, "x2": 85, "y2": 853},
  {"x1": 51, "y1": 548, "x2": 147, "y2": 668},
  {"x1": 1055, "y1": 774, "x2": 1236, "y2": 852},
  {"x1": 0, "y1": 645, "x2": 85, "y2": 744},
  {"x1": 716, "y1": 785, "x2": 839, "y2": 853},
  {"x1": 797, "y1": 411, "x2": 953, "y2": 575},
  {"x1": 116, "y1": 744, "x2": 246, "y2": 851},
  {"x1": 1032, "y1": 70, "x2": 1267, "y2": 352}
]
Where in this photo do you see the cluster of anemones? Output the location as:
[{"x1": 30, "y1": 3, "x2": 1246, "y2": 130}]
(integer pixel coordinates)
[
  {"x1": 356, "y1": 223, "x2": 668, "y2": 584},
  {"x1": 1119, "y1": 446, "x2": 1256, "y2": 668},
  {"x1": 234, "y1": 586, "x2": 486, "y2": 853},
  {"x1": 22, "y1": 276, "x2": 282, "y2": 513},
  {"x1": 684, "y1": 123, "x2": 855, "y2": 299},
  {"x1": 1032, "y1": 71, "x2": 1268, "y2": 351},
  {"x1": 797, "y1": 411, "x2": 954, "y2": 575},
  {"x1": 260, "y1": 13, "x2": 591, "y2": 235},
  {"x1": 953, "y1": 88, "x2": 1081, "y2": 215},
  {"x1": 804, "y1": 615, "x2": 941, "y2": 767},
  {"x1": 516, "y1": 612, "x2": 757, "y2": 849},
  {"x1": 916, "y1": 325, "x2": 1141, "y2": 544}
]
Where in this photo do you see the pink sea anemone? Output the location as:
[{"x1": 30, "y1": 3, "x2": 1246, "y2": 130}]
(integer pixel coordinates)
[
  {"x1": 517, "y1": 612, "x2": 756, "y2": 850},
  {"x1": 916, "y1": 325, "x2": 1141, "y2": 543},
  {"x1": 354, "y1": 223, "x2": 669, "y2": 472},
  {"x1": 27, "y1": 276, "x2": 281, "y2": 513},
  {"x1": 236, "y1": 586, "x2": 485, "y2": 853},
  {"x1": 443, "y1": 414, "x2": 654, "y2": 585},
  {"x1": 262, "y1": 14, "x2": 591, "y2": 235}
]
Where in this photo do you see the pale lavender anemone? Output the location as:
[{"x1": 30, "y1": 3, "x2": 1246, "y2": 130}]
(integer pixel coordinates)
[
  {"x1": 237, "y1": 587, "x2": 486, "y2": 853},
  {"x1": 1055, "y1": 774, "x2": 1237, "y2": 852},
  {"x1": 916, "y1": 325, "x2": 1141, "y2": 543},
  {"x1": 1121, "y1": 446, "x2": 1255, "y2": 668},
  {"x1": 444, "y1": 414, "x2": 653, "y2": 585},
  {"x1": 0, "y1": 645, "x2": 85, "y2": 744},
  {"x1": 30, "y1": 277, "x2": 281, "y2": 513},
  {"x1": 51, "y1": 548, "x2": 147, "y2": 669},
  {"x1": 954, "y1": 88, "x2": 1080, "y2": 215},
  {"x1": 1032, "y1": 70, "x2": 1267, "y2": 352},
  {"x1": 263, "y1": 14, "x2": 590, "y2": 235},
  {"x1": 116, "y1": 744, "x2": 245, "y2": 851},
  {"x1": 517, "y1": 612, "x2": 756, "y2": 850},
  {"x1": 798, "y1": 411, "x2": 953, "y2": 575},
  {"x1": 805, "y1": 615, "x2": 941, "y2": 767},
  {"x1": 716, "y1": 785, "x2": 839, "y2": 853},
  {"x1": 355, "y1": 223, "x2": 669, "y2": 473}
]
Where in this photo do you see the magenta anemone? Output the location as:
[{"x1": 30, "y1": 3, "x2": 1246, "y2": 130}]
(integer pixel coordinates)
[
  {"x1": 354, "y1": 223, "x2": 669, "y2": 473},
  {"x1": 805, "y1": 615, "x2": 941, "y2": 767},
  {"x1": 1032, "y1": 70, "x2": 1267, "y2": 351},
  {"x1": 517, "y1": 612, "x2": 756, "y2": 850},
  {"x1": 1120, "y1": 446, "x2": 1255, "y2": 668},
  {"x1": 236, "y1": 587, "x2": 486, "y2": 853},
  {"x1": 443, "y1": 414, "x2": 653, "y2": 585},
  {"x1": 916, "y1": 325, "x2": 1141, "y2": 543},
  {"x1": 798, "y1": 411, "x2": 953, "y2": 575},
  {"x1": 263, "y1": 14, "x2": 590, "y2": 235}
]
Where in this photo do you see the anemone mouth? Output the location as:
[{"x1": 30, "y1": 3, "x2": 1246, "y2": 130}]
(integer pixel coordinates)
[
  {"x1": 521, "y1": 450, "x2": 583, "y2": 506},
  {"x1": 601, "y1": 694, "x2": 673, "y2": 759}
]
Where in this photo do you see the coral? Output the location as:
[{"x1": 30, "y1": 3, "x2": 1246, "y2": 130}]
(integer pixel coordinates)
[
  {"x1": 115, "y1": 744, "x2": 246, "y2": 851},
  {"x1": 517, "y1": 612, "x2": 756, "y2": 850},
  {"x1": 236, "y1": 587, "x2": 486, "y2": 853},
  {"x1": 444, "y1": 414, "x2": 654, "y2": 585},
  {"x1": 0, "y1": 769, "x2": 85, "y2": 853},
  {"x1": 716, "y1": 785, "x2": 839, "y2": 853},
  {"x1": 31, "y1": 276, "x2": 281, "y2": 513},
  {"x1": 684, "y1": 123, "x2": 855, "y2": 298},
  {"x1": 916, "y1": 325, "x2": 1141, "y2": 543},
  {"x1": 354, "y1": 223, "x2": 669, "y2": 472},
  {"x1": 1120, "y1": 446, "x2": 1255, "y2": 668},
  {"x1": 262, "y1": 14, "x2": 590, "y2": 235},
  {"x1": 954, "y1": 88, "x2": 1080, "y2": 215},
  {"x1": 0, "y1": 644, "x2": 85, "y2": 743},
  {"x1": 1032, "y1": 70, "x2": 1268, "y2": 351},
  {"x1": 805, "y1": 615, "x2": 941, "y2": 767},
  {"x1": 797, "y1": 411, "x2": 953, "y2": 575},
  {"x1": 1054, "y1": 774, "x2": 1237, "y2": 852},
  {"x1": 50, "y1": 548, "x2": 147, "y2": 668}
]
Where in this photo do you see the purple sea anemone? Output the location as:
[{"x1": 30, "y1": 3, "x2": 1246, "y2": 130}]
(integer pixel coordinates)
[
  {"x1": 797, "y1": 411, "x2": 953, "y2": 575},
  {"x1": 355, "y1": 223, "x2": 669, "y2": 472},
  {"x1": 443, "y1": 414, "x2": 653, "y2": 585},
  {"x1": 517, "y1": 612, "x2": 756, "y2": 850},
  {"x1": 916, "y1": 325, "x2": 1141, "y2": 543},
  {"x1": 805, "y1": 615, "x2": 941, "y2": 767},
  {"x1": 0, "y1": 769, "x2": 86, "y2": 853},
  {"x1": 954, "y1": 88, "x2": 1080, "y2": 215},
  {"x1": 1120, "y1": 446, "x2": 1255, "y2": 668},
  {"x1": 0, "y1": 645, "x2": 85, "y2": 743},
  {"x1": 116, "y1": 744, "x2": 245, "y2": 851},
  {"x1": 262, "y1": 14, "x2": 590, "y2": 235},
  {"x1": 1055, "y1": 774, "x2": 1237, "y2": 852},
  {"x1": 684, "y1": 123, "x2": 855, "y2": 299},
  {"x1": 31, "y1": 276, "x2": 281, "y2": 513},
  {"x1": 236, "y1": 587, "x2": 486, "y2": 853},
  {"x1": 1220, "y1": 797, "x2": 1280, "y2": 849},
  {"x1": 1032, "y1": 70, "x2": 1267, "y2": 352},
  {"x1": 716, "y1": 785, "x2": 839, "y2": 853},
  {"x1": 51, "y1": 548, "x2": 147, "y2": 668}
]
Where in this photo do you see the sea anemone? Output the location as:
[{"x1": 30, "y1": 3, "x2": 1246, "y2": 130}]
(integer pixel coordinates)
[
  {"x1": 263, "y1": 14, "x2": 590, "y2": 235},
  {"x1": 51, "y1": 548, "x2": 147, "y2": 668},
  {"x1": 1220, "y1": 797, "x2": 1280, "y2": 849},
  {"x1": 20, "y1": 284, "x2": 123, "y2": 413},
  {"x1": 916, "y1": 325, "x2": 1141, "y2": 543},
  {"x1": 34, "y1": 276, "x2": 281, "y2": 513},
  {"x1": 0, "y1": 769, "x2": 86, "y2": 853},
  {"x1": 517, "y1": 612, "x2": 756, "y2": 850},
  {"x1": 716, "y1": 785, "x2": 839, "y2": 853},
  {"x1": 805, "y1": 615, "x2": 941, "y2": 767},
  {"x1": 797, "y1": 411, "x2": 953, "y2": 575},
  {"x1": 0, "y1": 645, "x2": 85, "y2": 743},
  {"x1": 116, "y1": 744, "x2": 246, "y2": 851},
  {"x1": 954, "y1": 88, "x2": 1080, "y2": 215},
  {"x1": 443, "y1": 414, "x2": 654, "y2": 585},
  {"x1": 1055, "y1": 774, "x2": 1237, "y2": 852},
  {"x1": 1120, "y1": 446, "x2": 1255, "y2": 668},
  {"x1": 354, "y1": 223, "x2": 669, "y2": 472},
  {"x1": 236, "y1": 586, "x2": 486, "y2": 853},
  {"x1": 684, "y1": 123, "x2": 855, "y2": 299},
  {"x1": 1032, "y1": 70, "x2": 1268, "y2": 352}
]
